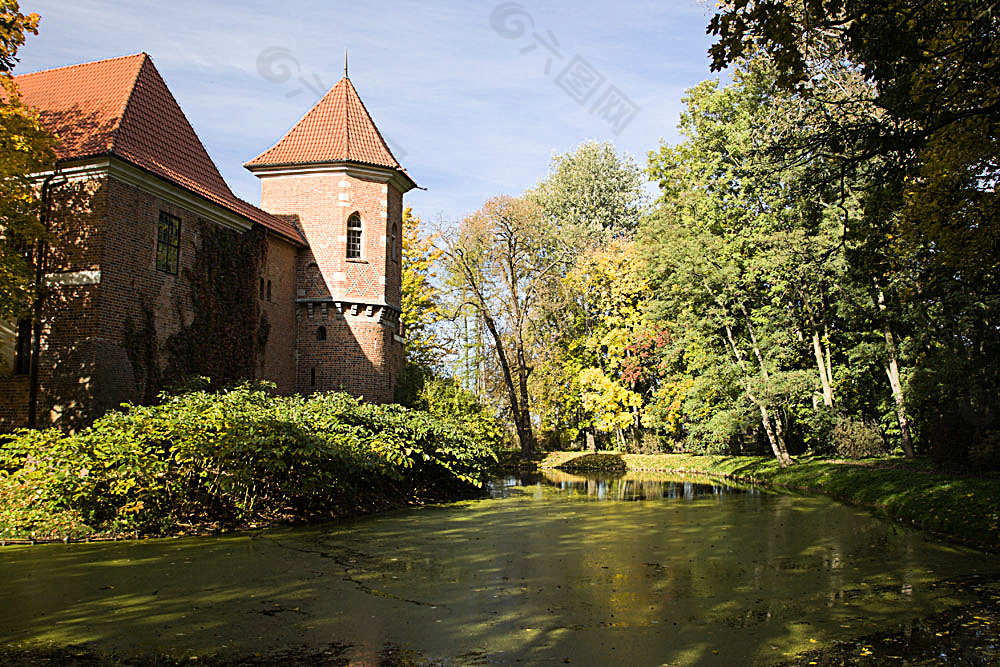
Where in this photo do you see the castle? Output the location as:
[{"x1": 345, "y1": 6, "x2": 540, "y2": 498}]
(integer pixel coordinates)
[{"x1": 0, "y1": 53, "x2": 414, "y2": 431}]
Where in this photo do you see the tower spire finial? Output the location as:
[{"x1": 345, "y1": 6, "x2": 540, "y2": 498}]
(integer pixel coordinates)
[{"x1": 344, "y1": 48, "x2": 348, "y2": 78}]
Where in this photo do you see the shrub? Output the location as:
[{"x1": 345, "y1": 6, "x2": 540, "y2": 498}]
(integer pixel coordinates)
[
  {"x1": 969, "y1": 428, "x2": 1000, "y2": 470},
  {"x1": 830, "y1": 416, "x2": 888, "y2": 459},
  {"x1": 636, "y1": 430, "x2": 669, "y2": 454},
  {"x1": 0, "y1": 384, "x2": 503, "y2": 540}
]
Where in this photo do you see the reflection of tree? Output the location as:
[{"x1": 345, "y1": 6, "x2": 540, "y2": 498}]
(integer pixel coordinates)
[{"x1": 0, "y1": 479, "x2": 977, "y2": 664}]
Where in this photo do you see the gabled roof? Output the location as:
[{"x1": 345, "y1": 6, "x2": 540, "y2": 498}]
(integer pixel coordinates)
[
  {"x1": 15, "y1": 53, "x2": 304, "y2": 244},
  {"x1": 245, "y1": 76, "x2": 409, "y2": 179}
]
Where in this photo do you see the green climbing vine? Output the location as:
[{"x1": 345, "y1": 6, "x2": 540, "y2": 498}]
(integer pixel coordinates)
[
  {"x1": 162, "y1": 221, "x2": 269, "y2": 390},
  {"x1": 119, "y1": 220, "x2": 270, "y2": 401}
]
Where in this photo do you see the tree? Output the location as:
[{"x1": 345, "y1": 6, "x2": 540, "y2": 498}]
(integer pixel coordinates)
[
  {"x1": 0, "y1": 1, "x2": 55, "y2": 320},
  {"x1": 443, "y1": 196, "x2": 563, "y2": 458},
  {"x1": 707, "y1": 0, "x2": 999, "y2": 290},
  {"x1": 706, "y1": 0, "x2": 1000, "y2": 464},
  {"x1": 399, "y1": 206, "x2": 445, "y2": 369},
  {"x1": 643, "y1": 68, "x2": 866, "y2": 466},
  {"x1": 527, "y1": 142, "x2": 648, "y2": 449},
  {"x1": 562, "y1": 239, "x2": 661, "y2": 450},
  {"x1": 529, "y1": 140, "x2": 645, "y2": 246}
]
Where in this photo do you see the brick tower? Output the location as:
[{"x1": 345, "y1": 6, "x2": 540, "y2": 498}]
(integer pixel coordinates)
[{"x1": 246, "y1": 69, "x2": 415, "y2": 402}]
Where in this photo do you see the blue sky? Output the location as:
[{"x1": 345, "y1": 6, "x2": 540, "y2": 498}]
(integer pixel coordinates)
[{"x1": 17, "y1": 0, "x2": 722, "y2": 222}]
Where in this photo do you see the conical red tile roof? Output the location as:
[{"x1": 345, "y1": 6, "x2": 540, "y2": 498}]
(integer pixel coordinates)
[
  {"x1": 16, "y1": 54, "x2": 304, "y2": 244},
  {"x1": 245, "y1": 76, "x2": 403, "y2": 171}
]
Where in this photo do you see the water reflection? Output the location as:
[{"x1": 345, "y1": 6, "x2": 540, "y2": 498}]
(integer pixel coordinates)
[
  {"x1": 490, "y1": 469, "x2": 765, "y2": 502},
  {"x1": 0, "y1": 471, "x2": 997, "y2": 666}
]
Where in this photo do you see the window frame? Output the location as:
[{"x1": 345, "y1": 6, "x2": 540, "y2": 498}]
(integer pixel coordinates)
[
  {"x1": 156, "y1": 211, "x2": 181, "y2": 275},
  {"x1": 346, "y1": 212, "x2": 363, "y2": 260}
]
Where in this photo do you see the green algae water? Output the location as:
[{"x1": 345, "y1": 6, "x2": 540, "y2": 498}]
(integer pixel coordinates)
[{"x1": 1, "y1": 470, "x2": 997, "y2": 665}]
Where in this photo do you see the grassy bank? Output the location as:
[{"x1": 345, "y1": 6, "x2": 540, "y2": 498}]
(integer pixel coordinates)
[
  {"x1": 541, "y1": 451, "x2": 1000, "y2": 552},
  {"x1": 0, "y1": 384, "x2": 504, "y2": 542}
]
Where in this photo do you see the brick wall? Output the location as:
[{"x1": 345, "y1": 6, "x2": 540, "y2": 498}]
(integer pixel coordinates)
[
  {"x1": 0, "y1": 176, "x2": 107, "y2": 432},
  {"x1": 0, "y1": 171, "x2": 295, "y2": 434},
  {"x1": 100, "y1": 177, "x2": 297, "y2": 408},
  {"x1": 385, "y1": 184, "x2": 403, "y2": 308},
  {"x1": 1, "y1": 161, "x2": 403, "y2": 432},
  {"x1": 258, "y1": 233, "x2": 297, "y2": 394},
  {"x1": 295, "y1": 306, "x2": 396, "y2": 402},
  {"x1": 95, "y1": 176, "x2": 204, "y2": 414},
  {"x1": 0, "y1": 376, "x2": 28, "y2": 430}
]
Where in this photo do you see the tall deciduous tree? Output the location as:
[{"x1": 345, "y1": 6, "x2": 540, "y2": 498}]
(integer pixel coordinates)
[
  {"x1": 443, "y1": 196, "x2": 563, "y2": 458},
  {"x1": 0, "y1": 1, "x2": 55, "y2": 320},
  {"x1": 527, "y1": 142, "x2": 648, "y2": 448},
  {"x1": 565, "y1": 239, "x2": 658, "y2": 450},
  {"x1": 644, "y1": 68, "x2": 860, "y2": 466}
]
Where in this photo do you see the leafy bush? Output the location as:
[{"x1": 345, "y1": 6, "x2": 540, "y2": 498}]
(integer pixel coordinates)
[
  {"x1": 829, "y1": 416, "x2": 887, "y2": 459},
  {"x1": 969, "y1": 428, "x2": 1000, "y2": 470},
  {"x1": 403, "y1": 374, "x2": 509, "y2": 452},
  {"x1": 684, "y1": 408, "x2": 752, "y2": 455},
  {"x1": 792, "y1": 404, "x2": 839, "y2": 455},
  {"x1": 0, "y1": 384, "x2": 502, "y2": 540}
]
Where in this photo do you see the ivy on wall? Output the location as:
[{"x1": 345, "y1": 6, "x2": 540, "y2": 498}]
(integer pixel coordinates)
[
  {"x1": 122, "y1": 305, "x2": 159, "y2": 404},
  {"x1": 163, "y1": 221, "x2": 269, "y2": 389},
  {"x1": 122, "y1": 219, "x2": 270, "y2": 399}
]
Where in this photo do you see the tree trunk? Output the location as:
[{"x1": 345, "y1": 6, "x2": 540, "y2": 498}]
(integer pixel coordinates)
[
  {"x1": 812, "y1": 329, "x2": 834, "y2": 407},
  {"x1": 631, "y1": 410, "x2": 642, "y2": 451},
  {"x1": 480, "y1": 312, "x2": 536, "y2": 459},
  {"x1": 719, "y1": 314, "x2": 793, "y2": 468},
  {"x1": 514, "y1": 342, "x2": 537, "y2": 457},
  {"x1": 885, "y1": 355, "x2": 915, "y2": 459},
  {"x1": 823, "y1": 322, "x2": 834, "y2": 401},
  {"x1": 876, "y1": 289, "x2": 915, "y2": 458},
  {"x1": 758, "y1": 402, "x2": 793, "y2": 467},
  {"x1": 796, "y1": 286, "x2": 835, "y2": 408}
]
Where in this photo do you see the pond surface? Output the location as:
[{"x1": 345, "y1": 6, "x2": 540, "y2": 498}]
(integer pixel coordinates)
[{"x1": 1, "y1": 470, "x2": 997, "y2": 666}]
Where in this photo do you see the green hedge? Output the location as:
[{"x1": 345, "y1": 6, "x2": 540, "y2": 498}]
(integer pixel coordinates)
[{"x1": 0, "y1": 384, "x2": 504, "y2": 540}]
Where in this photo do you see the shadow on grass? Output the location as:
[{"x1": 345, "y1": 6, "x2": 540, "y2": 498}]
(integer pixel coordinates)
[{"x1": 552, "y1": 452, "x2": 627, "y2": 473}]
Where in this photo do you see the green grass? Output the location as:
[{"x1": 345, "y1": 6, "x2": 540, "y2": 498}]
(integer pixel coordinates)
[{"x1": 541, "y1": 451, "x2": 1000, "y2": 552}]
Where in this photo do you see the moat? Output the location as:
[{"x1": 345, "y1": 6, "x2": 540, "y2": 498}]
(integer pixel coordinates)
[{"x1": 1, "y1": 470, "x2": 997, "y2": 666}]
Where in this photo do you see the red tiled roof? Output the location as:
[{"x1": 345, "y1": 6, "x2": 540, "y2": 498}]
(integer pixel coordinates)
[
  {"x1": 15, "y1": 54, "x2": 304, "y2": 245},
  {"x1": 245, "y1": 76, "x2": 405, "y2": 173}
]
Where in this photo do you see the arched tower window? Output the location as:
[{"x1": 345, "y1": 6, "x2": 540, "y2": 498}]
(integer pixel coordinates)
[
  {"x1": 317, "y1": 326, "x2": 327, "y2": 341},
  {"x1": 390, "y1": 223, "x2": 398, "y2": 260},
  {"x1": 259, "y1": 277, "x2": 265, "y2": 300},
  {"x1": 347, "y1": 212, "x2": 362, "y2": 259},
  {"x1": 266, "y1": 280, "x2": 272, "y2": 302}
]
